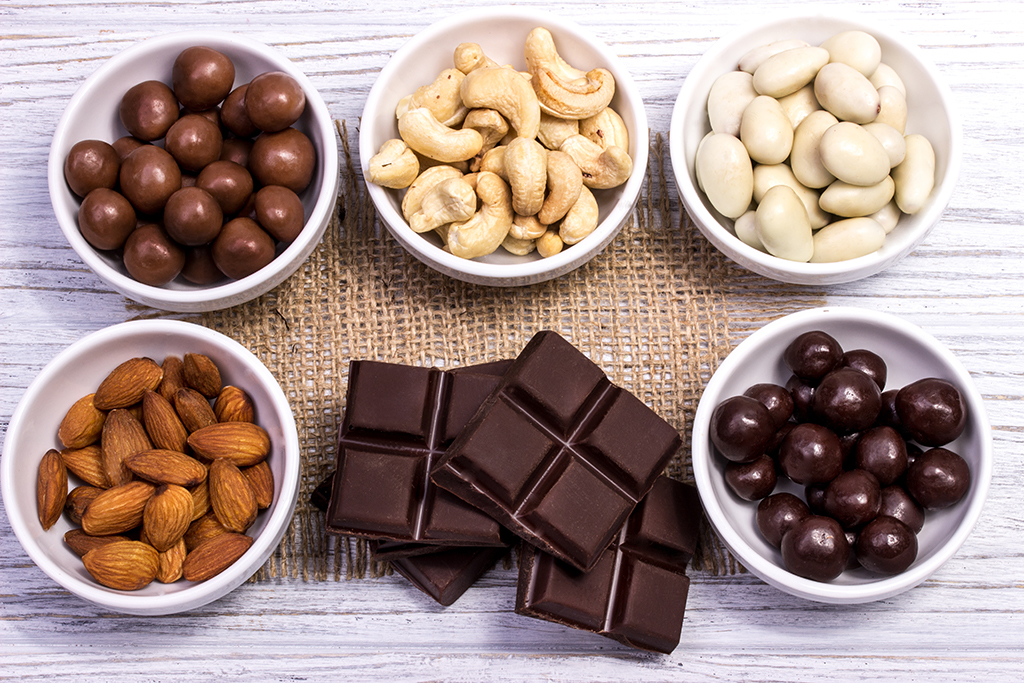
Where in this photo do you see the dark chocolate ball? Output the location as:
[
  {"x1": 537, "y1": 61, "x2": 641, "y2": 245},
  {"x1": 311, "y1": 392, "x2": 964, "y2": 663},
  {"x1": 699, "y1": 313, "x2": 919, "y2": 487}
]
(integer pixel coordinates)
[
  {"x1": 780, "y1": 515, "x2": 850, "y2": 582},
  {"x1": 878, "y1": 485, "x2": 925, "y2": 533},
  {"x1": 823, "y1": 469, "x2": 881, "y2": 529},
  {"x1": 197, "y1": 160, "x2": 253, "y2": 215},
  {"x1": 805, "y1": 484, "x2": 828, "y2": 515},
  {"x1": 164, "y1": 114, "x2": 224, "y2": 173},
  {"x1": 766, "y1": 422, "x2": 796, "y2": 460},
  {"x1": 64, "y1": 139, "x2": 120, "y2": 197},
  {"x1": 249, "y1": 127, "x2": 315, "y2": 193},
  {"x1": 778, "y1": 423, "x2": 843, "y2": 485},
  {"x1": 119, "y1": 80, "x2": 179, "y2": 141},
  {"x1": 756, "y1": 492, "x2": 810, "y2": 548},
  {"x1": 895, "y1": 378, "x2": 967, "y2": 447},
  {"x1": 244, "y1": 71, "x2": 306, "y2": 133},
  {"x1": 78, "y1": 188, "x2": 136, "y2": 251},
  {"x1": 181, "y1": 245, "x2": 225, "y2": 285},
  {"x1": 841, "y1": 349, "x2": 887, "y2": 390},
  {"x1": 838, "y1": 430, "x2": 862, "y2": 469},
  {"x1": 254, "y1": 185, "x2": 305, "y2": 243},
  {"x1": 710, "y1": 395, "x2": 775, "y2": 463},
  {"x1": 211, "y1": 217, "x2": 276, "y2": 280},
  {"x1": 118, "y1": 145, "x2": 182, "y2": 215},
  {"x1": 855, "y1": 426, "x2": 908, "y2": 486},
  {"x1": 172, "y1": 46, "x2": 235, "y2": 111},
  {"x1": 743, "y1": 383, "x2": 794, "y2": 429},
  {"x1": 123, "y1": 223, "x2": 185, "y2": 286},
  {"x1": 844, "y1": 530, "x2": 860, "y2": 570},
  {"x1": 221, "y1": 84, "x2": 258, "y2": 137},
  {"x1": 813, "y1": 367, "x2": 882, "y2": 434},
  {"x1": 163, "y1": 187, "x2": 224, "y2": 246},
  {"x1": 905, "y1": 447, "x2": 970, "y2": 510},
  {"x1": 875, "y1": 389, "x2": 902, "y2": 431},
  {"x1": 786, "y1": 374, "x2": 817, "y2": 423},
  {"x1": 856, "y1": 516, "x2": 918, "y2": 575},
  {"x1": 783, "y1": 330, "x2": 844, "y2": 381},
  {"x1": 112, "y1": 136, "x2": 146, "y2": 162},
  {"x1": 220, "y1": 137, "x2": 253, "y2": 167},
  {"x1": 724, "y1": 455, "x2": 777, "y2": 501}
]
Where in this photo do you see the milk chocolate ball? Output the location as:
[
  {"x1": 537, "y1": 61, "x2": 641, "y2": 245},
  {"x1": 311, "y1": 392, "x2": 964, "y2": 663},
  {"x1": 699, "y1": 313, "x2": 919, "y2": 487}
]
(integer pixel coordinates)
[
  {"x1": 197, "y1": 160, "x2": 253, "y2": 215},
  {"x1": 778, "y1": 423, "x2": 842, "y2": 485},
  {"x1": 212, "y1": 217, "x2": 275, "y2": 279},
  {"x1": 78, "y1": 188, "x2": 136, "y2": 251},
  {"x1": 724, "y1": 455, "x2": 777, "y2": 501},
  {"x1": 254, "y1": 185, "x2": 305, "y2": 242},
  {"x1": 221, "y1": 84, "x2": 258, "y2": 137},
  {"x1": 64, "y1": 139, "x2": 120, "y2": 197},
  {"x1": 163, "y1": 187, "x2": 224, "y2": 246},
  {"x1": 781, "y1": 515, "x2": 849, "y2": 582},
  {"x1": 181, "y1": 245, "x2": 225, "y2": 285},
  {"x1": 710, "y1": 395, "x2": 775, "y2": 463},
  {"x1": 784, "y1": 330, "x2": 843, "y2": 381},
  {"x1": 756, "y1": 492, "x2": 810, "y2": 548},
  {"x1": 123, "y1": 223, "x2": 185, "y2": 286},
  {"x1": 249, "y1": 127, "x2": 315, "y2": 193},
  {"x1": 119, "y1": 145, "x2": 182, "y2": 215},
  {"x1": 111, "y1": 136, "x2": 146, "y2": 161},
  {"x1": 814, "y1": 368, "x2": 882, "y2": 434},
  {"x1": 905, "y1": 447, "x2": 970, "y2": 510},
  {"x1": 855, "y1": 426, "x2": 908, "y2": 486},
  {"x1": 119, "y1": 80, "x2": 179, "y2": 141},
  {"x1": 743, "y1": 383, "x2": 794, "y2": 429},
  {"x1": 245, "y1": 71, "x2": 306, "y2": 133},
  {"x1": 895, "y1": 378, "x2": 967, "y2": 447},
  {"x1": 220, "y1": 137, "x2": 253, "y2": 167},
  {"x1": 856, "y1": 516, "x2": 918, "y2": 575},
  {"x1": 164, "y1": 114, "x2": 224, "y2": 173},
  {"x1": 842, "y1": 349, "x2": 887, "y2": 390},
  {"x1": 172, "y1": 46, "x2": 235, "y2": 111},
  {"x1": 823, "y1": 469, "x2": 881, "y2": 529}
]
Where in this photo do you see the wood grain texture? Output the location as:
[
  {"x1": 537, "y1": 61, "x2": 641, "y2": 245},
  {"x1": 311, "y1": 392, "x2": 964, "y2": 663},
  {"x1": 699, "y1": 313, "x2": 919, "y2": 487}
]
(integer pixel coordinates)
[{"x1": 2, "y1": 0, "x2": 1023, "y2": 680}]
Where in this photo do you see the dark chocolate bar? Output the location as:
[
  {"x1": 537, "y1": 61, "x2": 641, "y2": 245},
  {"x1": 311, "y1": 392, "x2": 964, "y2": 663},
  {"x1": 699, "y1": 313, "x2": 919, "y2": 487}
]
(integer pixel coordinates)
[
  {"x1": 325, "y1": 360, "x2": 512, "y2": 547},
  {"x1": 390, "y1": 544, "x2": 509, "y2": 607},
  {"x1": 515, "y1": 476, "x2": 702, "y2": 654},
  {"x1": 432, "y1": 331, "x2": 682, "y2": 571}
]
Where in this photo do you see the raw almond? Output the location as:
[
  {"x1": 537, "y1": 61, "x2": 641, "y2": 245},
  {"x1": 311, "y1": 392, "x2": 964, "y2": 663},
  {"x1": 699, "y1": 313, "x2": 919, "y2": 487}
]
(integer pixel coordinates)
[
  {"x1": 60, "y1": 445, "x2": 110, "y2": 489},
  {"x1": 242, "y1": 461, "x2": 274, "y2": 509},
  {"x1": 184, "y1": 353, "x2": 222, "y2": 398},
  {"x1": 209, "y1": 459, "x2": 257, "y2": 533},
  {"x1": 157, "y1": 538, "x2": 187, "y2": 583},
  {"x1": 187, "y1": 422, "x2": 270, "y2": 466},
  {"x1": 58, "y1": 393, "x2": 106, "y2": 449},
  {"x1": 157, "y1": 355, "x2": 186, "y2": 403},
  {"x1": 37, "y1": 449, "x2": 68, "y2": 530},
  {"x1": 64, "y1": 528, "x2": 131, "y2": 557},
  {"x1": 182, "y1": 532, "x2": 253, "y2": 582},
  {"x1": 189, "y1": 479, "x2": 211, "y2": 521},
  {"x1": 83, "y1": 540, "x2": 159, "y2": 590},
  {"x1": 184, "y1": 511, "x2": 232, "y2": 551},
  {"x1": 94, "y1": 357, "x2": 164, "y2": 411},
  {"x1": 142, "y1": 390, "x2": 188, "y2": 453},
  {"x1": 214, "y1": 385, "x2": 255, "y2": 423},
  {"x1": 81, "y1": 480, "x2": 156, "y2": 536},
  {"x1": 101, "y1": 408, "x2": 152, "y2": 487},
  {"x1": 174, "y1": 387, "x2": 218, "y2": 433},
  {"x1": 125, "y1": 448, "x2": 208, "y2": 487},
  {"x1": 143, "y1": 484, "x2": 194, "y2": 552},
  {"x1": 64, "y1": 485, "x2": 104, "y2": 525}
]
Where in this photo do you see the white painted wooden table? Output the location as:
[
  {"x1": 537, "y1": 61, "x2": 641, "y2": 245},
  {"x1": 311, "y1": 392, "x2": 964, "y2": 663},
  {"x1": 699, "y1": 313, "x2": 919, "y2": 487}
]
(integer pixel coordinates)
[{"x1": 2, "y1": 1, "x2": 1022, "y2": 680}]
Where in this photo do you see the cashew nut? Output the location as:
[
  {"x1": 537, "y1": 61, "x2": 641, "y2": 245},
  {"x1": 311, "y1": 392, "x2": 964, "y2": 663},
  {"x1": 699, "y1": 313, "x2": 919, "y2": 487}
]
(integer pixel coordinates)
[
  {"x1": 367, "y1": 139, "x2": 420, "y2": 189},
  {"x1": 398, "y1": 107, "x2": 483, "y2": 163},
  {"x1": 537, "y1": 112, "x2": 579, "y2": 151},
  {"x1": 525, "y1": 27, "x2": 615, "y2": 120},
  {"x1": 454, "y1": 42, "x2": 500, "y2": 75},
  {"x1": 509, "y1": 213, "x2": 547, "y2": 241},
  {"x1": 536, "y1": 230, "x2": 564, "y2": 258},
  {"x1": 460, "y1": 67, "x2": 541, "y2": 140},
  {"x1": 401, "y1": 164, "x2": 464, "y2": 222},
  {"x1": 579, "y1": 107, "x2": 629, "y2": 151},
  {"x1": 558, "y1": 185, "x2": 598, "y2": 245},
  {"x1": 415, "y1": 151, "x2": 469, "y2": 174},
  {"x1": 538, "y1": 150, "x2": 583, "y2": 225},
  {"x1": 504, "y1": 136, "x2": 548, "y2": 216},
  {"x1": 559, "y1": 134, "x2": 633, "y2": 189},
  {"x1": 408, "y1": 177, "x2": 477, "y2": 233},
  {"x1": 476, "y1": 145, "x2": 507, "y2": 179},
  {"x1": 396, "y1": 69, "x2": 468, "y2": 128},
  {"x1": 462, "y1": 108, "x2": 509, "y2": 154},
  {"x1": 501, "y1": 233, "x2": 537, "y2": 256},
  {"x1": 446, "y1": 171, "x2": 513, "y2": 259}
]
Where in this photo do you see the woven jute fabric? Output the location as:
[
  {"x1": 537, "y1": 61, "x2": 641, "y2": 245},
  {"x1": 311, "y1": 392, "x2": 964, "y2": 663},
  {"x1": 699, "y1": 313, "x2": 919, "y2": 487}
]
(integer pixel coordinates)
[{"x1": 198, "y1": 121, "x2": 824, "y2": 582}]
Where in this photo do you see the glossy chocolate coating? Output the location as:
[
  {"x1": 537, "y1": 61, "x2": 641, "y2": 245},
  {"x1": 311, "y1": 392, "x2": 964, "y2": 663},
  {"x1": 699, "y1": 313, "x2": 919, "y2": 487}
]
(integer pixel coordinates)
[
  {"x1": 823, "y1": 469, "x2": 881, "y2": 529},
  {"x1": 878, "y1": 484, "x2": 925, "y2": 533},
  {"x1": 186, "y1": 107, "x2": 221, "y2": 128},
  {"x1": 813, "y1": 368, "x2": 882, "y2": 434},
  {"x1": 123, "y1": 223, "x2": 185, "y2": 286},
  {"x1": 220, "y1": 137, "x2": 253, "y2": 167},
  {"x1": 842, "y1": 349, "x2": 887, "y2": 390},
  {"x1": 855, "y1": 426, "x2": 908, "y2": 486},
  {"x1": 164, "y1": 114, "x2": 224, "y2": 173},
  {"x1": 64, "y1": 139, "x2": 120, "y2": 197},
  {"x1": 171, "y1": 46, "x2": 235, "y2": 111},
  {"x1": 744, "y1": 383, "x2": 794, "y2": 429},
  {"x1": 780, "y1": 515, "x2": 850, "y2": 582},
  {"x1": 875, "y1": 389, "x2": 902, "y2": 431},
  {"x1": 77, "y1": 188, "x2": 136, "y2": 250},
  {"x1": 856, "y1": 516, "x2": 918, "y2": 575},
  {"x1": 905, "y1": 447, "x2": 970, "y2": 510},
  {"x1": 724, "y1": 455, "x2": 777, "y2": 501},
  {"x1": 163, "y1": 187, "x2": 224, "y2": 246},
  {"x1": 249, "y1": 127, "x2": 315, "y2": 193},
  {"x1": 895, "y1": 378, "x2": 967, "y2": 447},
  {"x1": 710, "y1": 395, "x2": 775, "y2": 463},
  {"x1": 805, "y1": 484, "x2": 827, "y2": 515},
  {"x1": 221, "y1": 84, "x2": 258, "y2": 137},
  {"x1": 786, "y1": 374, "x2": 817, "y2": 423},
  {"x1": 119, "y1": 80, "x2": 179, "y2": 141},
  {"x1": 197, "y1": 160, "x2": 253, "y2": 215},
  {"x1": 756, "y1": 492, "x2": 810, "y2": 548},
  {"x1": 211, "y1": 217, "x2": 275, "y2": 280},
  {"x1": 254, "y1": 185, "x2": 305, "y2": 243},
  {"x1": 838, "y1": 431, "x2": 862, "y2": 469},
  {"x1": 118, "y1": 145, "x2": 182, "y2": 215},
  {"x1": 778, "y1": 423, "x2": 842, "y2": 485},
  {"x1": 181, "y1": 244, "x2": 225, "y2": 285},
  {"x1": 244, "y1": 71, "x2": 306, "y2": 133},
  {"x1": 111, "y1": 136, "x2": 146, "y2": 161},
  {"x1": 766, "y1": 422, "x2": 795, "y2": 460},
  {"x1": 783, "y1": 330, "x2": 843, "y2": 381}
]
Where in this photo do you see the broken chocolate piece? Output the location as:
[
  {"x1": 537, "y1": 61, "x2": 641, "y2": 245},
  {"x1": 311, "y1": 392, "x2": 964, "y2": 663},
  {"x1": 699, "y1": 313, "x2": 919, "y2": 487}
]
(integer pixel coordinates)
[{"x1": 390, "y1": 544, "x2": 510, "y2": 607}]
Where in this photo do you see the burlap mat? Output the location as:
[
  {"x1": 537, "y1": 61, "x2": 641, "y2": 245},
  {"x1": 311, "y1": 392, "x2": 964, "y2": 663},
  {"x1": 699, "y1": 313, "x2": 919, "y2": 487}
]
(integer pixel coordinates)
[{"x1": 197, "y1": 121, "x2": 824, "y2": 581}]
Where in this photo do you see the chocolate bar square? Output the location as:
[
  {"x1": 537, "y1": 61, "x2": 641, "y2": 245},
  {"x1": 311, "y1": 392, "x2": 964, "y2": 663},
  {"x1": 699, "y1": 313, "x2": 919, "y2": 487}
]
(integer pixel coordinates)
[
  {"x1": 389, "y1": 545, "x2": 509, "y2": 607},
  {"x1": 515, "y1": 476, "x2": 702, "y2": 654},
  {"x1": 432, "y1": 331, "x2": 682, "y2": 571}
]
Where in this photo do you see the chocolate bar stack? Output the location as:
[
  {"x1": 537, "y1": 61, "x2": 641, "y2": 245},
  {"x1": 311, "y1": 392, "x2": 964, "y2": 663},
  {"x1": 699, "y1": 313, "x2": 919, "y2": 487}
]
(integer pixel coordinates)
[{"x1": 313, "y1": 331, "x2": 703, "y2": 654}]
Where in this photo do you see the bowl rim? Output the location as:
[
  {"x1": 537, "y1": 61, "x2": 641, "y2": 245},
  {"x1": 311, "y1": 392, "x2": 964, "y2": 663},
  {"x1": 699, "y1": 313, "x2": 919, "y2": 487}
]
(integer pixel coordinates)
[
  {"x1": 47, "y1": 29, "x2": 340, "y2": 310},
  {"x1": 0, "y1": 319, "x2": 301, "y2": 614},
  {"x1": 668, "y1": 12, "x2": 964, "y2": 284},
  {"x1": 691, "y1": 306, "x2": 992, "y2": 603},
  {"x1": 358, "y1": 5, "x2": 649, "y2": 284}
]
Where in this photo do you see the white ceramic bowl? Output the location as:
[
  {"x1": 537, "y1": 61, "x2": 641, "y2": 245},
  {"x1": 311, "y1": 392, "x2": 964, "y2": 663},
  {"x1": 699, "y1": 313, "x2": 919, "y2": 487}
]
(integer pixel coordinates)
[
  {"x1": 48, "y1": 31, "x2": 340, "y2": 312},
  {"x1": 359, "y1": 6, "x2": 648, "y2": 286},
  {"x1": 669, "y1": 14, "x2": 962, "y2": 285},
  {"x1": 1, "y1": 320, "x2": 300, "y2": 615},
  {"x1": 692, "y1": 307, "x2": 991, "y2": 603}
]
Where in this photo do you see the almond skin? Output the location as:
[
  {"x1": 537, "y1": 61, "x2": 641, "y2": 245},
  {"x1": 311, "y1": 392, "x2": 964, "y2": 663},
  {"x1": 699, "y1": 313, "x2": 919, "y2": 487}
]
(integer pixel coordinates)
[
  {"x1": 81, "y1": 481, "x2": 156, "y2": 536},
  {"x1": 64, "y1": 528, "x2": 131, "y2": 557},
  {"x1": 142, "y1": 390, "x2": 189, "y2": 453},
  {"x1": 184, "y1": 511, "x2": 231, "y2": 551},
  {"x1": 184, "y1": 353, "x2": 222, "y2": 398},
  {"x1": 64, "y1": 485, "x2": 104, "y2": 525},
  {"x1": 189, "y1": 480, "x2": 211, "y2": 521},
  {"x1": 143, "y1": 484, "x2": 195, "y2": 552},
  {"x1": 94, "y1": 357, "x2": 164, "y2": 410},
  {"x1": 209, "y1": 459, "x2": 258, "y2": 533},
  {"x1": 60, "y1": 445, "x2": 110, "y2": 489},
  {"x1": 182, "y1": 532, "x2": 253, "y2": 582},
  {"x1": 37, "y1": 449, "x2": 68, "y2": 530},
  {"x1": 214, "y1": 385, "x2": 255, "y2": 423},
  {"x1": 156, "y1": 538, "x2": 187, "y2": 583},
  {"x1": 125, "y1": 449, "x2": 208, "y2": 487},
  {"x1": 157, "y1": 355, "x2": 186, "y2": 403},
  {"x1": 83, "y1": 540, "x2": 159, "y2": 590},
  {"x1": 241, "y1": 461, "x2": 274, "y2": 509},
  {"x1": 58, "y1": 393, "x2": 106, "y2": 449},
  {"x1": 101, "y1": 408, "x2": 152, "y2": 487},
  {"x1": 174, "y1": 387, "x2": 218, "y2": 433},
  {"x1": 187, "y1": 422, "x2": 270, "y2": 466}
]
